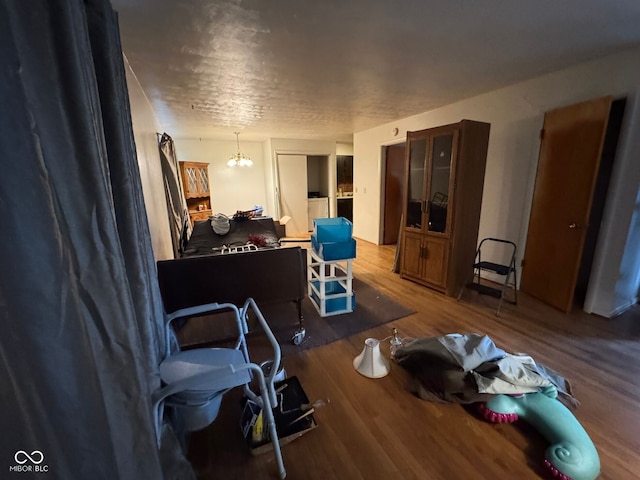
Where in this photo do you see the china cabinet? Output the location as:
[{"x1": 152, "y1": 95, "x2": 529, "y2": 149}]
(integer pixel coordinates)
[
  {"x1": 400, "y1": 120, "x2": 490, "y2": 296},
  {"x1": 179, "y1": 161, "x2": 212, "y2": 225}
]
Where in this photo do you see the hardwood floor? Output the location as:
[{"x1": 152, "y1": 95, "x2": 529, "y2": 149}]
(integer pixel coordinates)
[{"x1": 186, "y1": 239, "x2": 640, "y2": 479}]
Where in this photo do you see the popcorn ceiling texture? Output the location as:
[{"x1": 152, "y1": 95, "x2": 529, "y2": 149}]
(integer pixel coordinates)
[{"x1": 113, "y1": 0, "x2": 640, "y2": 140}]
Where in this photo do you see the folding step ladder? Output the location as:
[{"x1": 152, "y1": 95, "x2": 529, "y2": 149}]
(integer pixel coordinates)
[{"x1": 457, "y1": 237, "x2": 518, "y2": 316}]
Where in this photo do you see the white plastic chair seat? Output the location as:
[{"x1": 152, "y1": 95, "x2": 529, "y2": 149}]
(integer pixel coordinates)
[
  {"x1": 160, "y1": 348, "x2": 251, "y2": 394},
  {"x1": 159, "y1": 350, "x2": 251, "y2": 429}
]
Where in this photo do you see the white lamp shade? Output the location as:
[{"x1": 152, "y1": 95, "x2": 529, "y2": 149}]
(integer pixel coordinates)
[{"x1": 353, "y1": 338, "x2": 390, "y2": 378}]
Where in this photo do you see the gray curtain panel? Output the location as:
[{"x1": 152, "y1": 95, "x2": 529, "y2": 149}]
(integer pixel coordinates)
[
  {"x1": 0, "y1": 1, "x2": 192, "y2": 478},
  {"x1": 159, "y1": 133, "x2": 190, "y2": 258}
]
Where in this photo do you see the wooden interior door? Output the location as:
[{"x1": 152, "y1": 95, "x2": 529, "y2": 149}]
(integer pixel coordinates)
[
  {"x1": 520, "y1": 96, "x2": 612, "y2": 312},
  {"x1": 276, "y1": 154, "x2": 308, "y2": 236},
  {"x1": 383, "y1": 144, "x2": 405, "y2": 244}
]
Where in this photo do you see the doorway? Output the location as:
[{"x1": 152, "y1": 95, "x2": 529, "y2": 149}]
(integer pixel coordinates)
[
  {"x1": 382, "y1": 143, "x2": 405, "y2": 245},
  {"x1": 336, "y1": 155, "x2": 353, "y2": 222},
  {"x1": 276, "y1": 153, "x2": 330, "y2": 236},
  {"x1": 277, "y1": 154, "x2": 308, "y2": 236},
  {"x1": 520, "y1": 96, "x2": 626, "y2": 312},
  {"x1": 307, "y1": 155, "x2": 330, "y2": 231},
  {"x1": 574, "y1": 98, "x2": 626, "y2": 305}
]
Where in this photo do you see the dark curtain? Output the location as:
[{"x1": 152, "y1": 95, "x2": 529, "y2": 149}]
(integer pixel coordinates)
[
  {"x1": 159, "y1": 133, "x2": 190, "y2": 258},
  {"x1": 0, "y1": 1, "x2": 192, "y2": 478}
]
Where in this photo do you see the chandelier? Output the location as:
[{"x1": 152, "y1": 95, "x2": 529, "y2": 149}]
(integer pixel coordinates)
[{"x1": 227, "y1": 132, "x2": 253, "y2": 167}]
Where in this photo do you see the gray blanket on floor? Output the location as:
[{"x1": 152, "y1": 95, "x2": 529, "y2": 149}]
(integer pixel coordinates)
[{"x1": 394, "y1": 333, "x2": 577, "y2": 407}]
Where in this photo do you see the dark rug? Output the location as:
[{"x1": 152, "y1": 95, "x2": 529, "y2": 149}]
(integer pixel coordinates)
[{"x1": 176, "y1": 277, "x2": 415, "y2": 358}]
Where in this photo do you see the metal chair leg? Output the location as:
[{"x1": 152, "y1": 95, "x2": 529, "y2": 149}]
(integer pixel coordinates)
[{"x1": 251, "y1": 364, "x2": 286, "y2": 479}]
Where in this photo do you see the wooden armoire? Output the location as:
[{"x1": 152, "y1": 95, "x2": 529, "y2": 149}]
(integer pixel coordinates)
[{"x1": 400, "y1": 120, "x2": 490, "y2": 296}]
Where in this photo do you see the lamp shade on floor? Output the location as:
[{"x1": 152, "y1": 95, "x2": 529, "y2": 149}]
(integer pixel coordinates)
[{"x1": 353, "y1": 338, "x2": 390, "y2": 378}]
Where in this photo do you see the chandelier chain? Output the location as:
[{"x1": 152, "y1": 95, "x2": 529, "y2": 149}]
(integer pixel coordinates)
[{"x1": 228, "y1": 131, "x2": 253, "y2": 167}]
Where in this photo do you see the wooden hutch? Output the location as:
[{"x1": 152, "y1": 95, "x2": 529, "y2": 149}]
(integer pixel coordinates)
[
  {"x1": 400, "y1": 120, "x2": 490, "y2": 297},
  {"x1": 179, "y1": 161, "x2": 212, "y2": 225}
]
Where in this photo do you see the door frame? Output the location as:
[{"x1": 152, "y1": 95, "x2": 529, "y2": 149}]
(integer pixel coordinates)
[
  {"x1": 381, "y1": 143, "x2": 405, "y2": 245},
  {"x1": 273, "y1": 149, "x2": 334, "y2": 221},
  {"x1": 378, "y1": 139, "x2": 407, "y2": 245}
]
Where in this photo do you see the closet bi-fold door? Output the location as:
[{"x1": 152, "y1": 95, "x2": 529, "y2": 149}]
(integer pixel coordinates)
[{"x1": 276, "y1": 154, "x2": 308, "y2": 236}]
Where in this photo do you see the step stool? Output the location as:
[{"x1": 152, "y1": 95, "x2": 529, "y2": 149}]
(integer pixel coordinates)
[{"x1": 458, "y1": 237, "x2": 518, "y2": 316}]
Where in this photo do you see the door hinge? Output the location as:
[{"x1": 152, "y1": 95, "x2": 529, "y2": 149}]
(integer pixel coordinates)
[
  {"x1": 521, "y1": 258, "x2": 526, "y2": 267},
  {"x1": 539, "y1": 129, "x2": 545, "y2": 140}
]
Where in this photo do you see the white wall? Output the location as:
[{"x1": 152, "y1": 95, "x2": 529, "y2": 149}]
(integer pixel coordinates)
[
  {"x1": 163, "y1": 137, "x2": 339, "y2": 223},
  {"x1": 337, "y1": 142, "x2": 354, "y2": 156},
  {"x1": 354, "y1": 45, "x2": 640, "y2": 317},
  {"x1": 173, "y1": 138, "x2": 269, "y2": 216},
  {"x1": 124, "y1": 56, "x2": 173, "y2": 260}
]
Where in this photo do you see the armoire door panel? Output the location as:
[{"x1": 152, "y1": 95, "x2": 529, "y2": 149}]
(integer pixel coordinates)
[
  {"x1": 405, "y1": 138, "x2": 427, "y2": 230},
  {"x1": 401, "y1": 233, "x2": 423, "y2": 280},
  {"x1": 426, "y1": 133, "x2": 454, "y2": 234},
  {"x1": 422, "y1": 237, "x2": 448, "y2": 287}
]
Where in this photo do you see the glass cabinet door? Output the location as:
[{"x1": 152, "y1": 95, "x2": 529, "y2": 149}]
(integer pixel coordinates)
[
  {"x1": 198, "y1": 166, "x2": 209, "y2": 194},
  {"x1": 426, "y1": 133, "x2": 453, "y2": 233},
  {"x1": 185, "y1": 166, "x2": 198, "y2": 195},
  {"x1": 405, "y1": 138, "x2": 427, "y2": 229}
]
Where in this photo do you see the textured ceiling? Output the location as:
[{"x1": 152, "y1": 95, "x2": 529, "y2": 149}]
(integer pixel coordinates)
[{"x1": 112, "y1": 0, "x2": 640, "y2": 141}]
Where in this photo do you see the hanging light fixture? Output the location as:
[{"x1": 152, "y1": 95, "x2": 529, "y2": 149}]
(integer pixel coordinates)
[{"x1": 227, "y1": 131, "x2": 253, "y2": 167}]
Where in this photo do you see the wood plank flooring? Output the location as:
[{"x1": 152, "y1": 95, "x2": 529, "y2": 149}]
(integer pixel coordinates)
[{"x1": 186, "y1": 239, "x2": 640, "y2": 479}]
